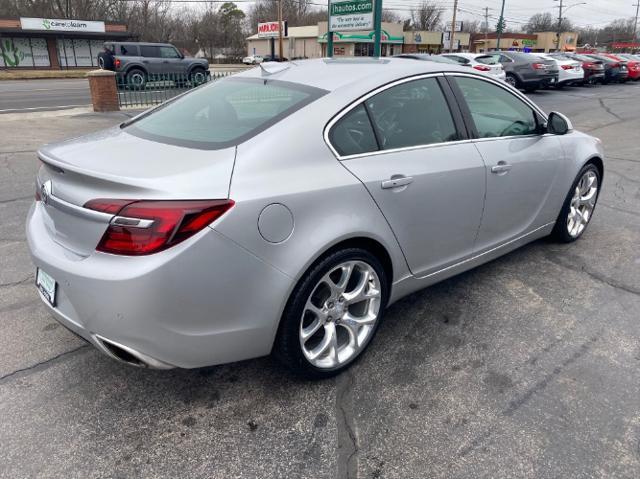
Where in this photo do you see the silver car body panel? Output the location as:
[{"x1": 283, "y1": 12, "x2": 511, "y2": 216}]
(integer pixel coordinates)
[{"x1": 26, "y1": 58, "x2": 604, "y2": 368}]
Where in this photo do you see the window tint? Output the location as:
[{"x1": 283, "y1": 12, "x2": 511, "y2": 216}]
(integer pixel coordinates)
[
  {"x1": 160, "y1": 46, "x2": 180, "y2": 58},
  {"x1": 126, "y1": 78, "x2": 326, "y2": 149},
  {"x1": 475, "y1": 55, "x2": 498, "y2": 65},
  {"x1": 454, "y1": 76, "x2": 538, "y2": 138},
  {"x1": 119, "y1": 43, "x2": 139, "y2": 56},
  {"x1": 366, "y1": 77, "x2": 459, "y2": 150},
  {"x1": 329, "y1": 104, "x2": 378, "y2": 156},
  {"x1": 140, "y1": 45, "x2": 160, "y2": 58},
  {"x1": 444, "y1": 55, "x2": 469, "y2": 65}
]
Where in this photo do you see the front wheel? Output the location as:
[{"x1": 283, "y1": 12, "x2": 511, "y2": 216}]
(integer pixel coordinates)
[
  {"x1": 274, "y1": 248, "x2": 388, "y2": 379},
  {"x1": 126, "y1": 69, "x2": 146, "y2": 89},
  {"x1": 552, "y1": 164, "x2": 601, "y2": 243},
  {"x1": 190, "y1": 68, "x2": 207, "y2": 86}
]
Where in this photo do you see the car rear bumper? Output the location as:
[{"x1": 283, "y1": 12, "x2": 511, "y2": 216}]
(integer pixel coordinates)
[{"x1": 26, "y1": 202, "x2": 293, "y2": 369}]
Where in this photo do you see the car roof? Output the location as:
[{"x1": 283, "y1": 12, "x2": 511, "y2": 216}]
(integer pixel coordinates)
[
  {"x1": 234, "y1": 57, "x2": 474, "y2": 92},
  {"x1": 109, "y1": 41, "x2": 175, "y2": 48}
]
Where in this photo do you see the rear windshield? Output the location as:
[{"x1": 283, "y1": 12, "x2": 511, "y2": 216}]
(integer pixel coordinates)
[
  {"x1": 475, "y1": 55, "x2": 498, "y2": 65},
  {"x1": 125, "y1": 77, "x2": 327, "y2": 149}
]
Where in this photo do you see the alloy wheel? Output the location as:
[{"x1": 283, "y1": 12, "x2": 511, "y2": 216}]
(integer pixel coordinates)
[
  {"x1": 567, "y1": 170, "x2": 598, "y2": 238},
  {"x1": 129, "y1": 72, "x2": 145, "y2": 88},
  {"x1": 505, "y1": 75, "x2": 517, "y2": 87},
  {"x1": 299, "y1": 260, "x2": 381, "y2": 369}
]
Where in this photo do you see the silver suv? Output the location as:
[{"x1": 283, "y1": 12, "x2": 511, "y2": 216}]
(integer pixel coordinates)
[{"x1": 97, "y1": 42, "x2": 209, "y2": 88}]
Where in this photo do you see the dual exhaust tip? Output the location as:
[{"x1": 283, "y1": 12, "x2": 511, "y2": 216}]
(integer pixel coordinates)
[{"x1": 93, "y1": 334, "x2": 174, "y2": 370}]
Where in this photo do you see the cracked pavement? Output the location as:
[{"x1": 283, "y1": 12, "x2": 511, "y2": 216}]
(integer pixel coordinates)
[{"x1": 1, "y1": 83, "x2": 639, "y2": 478}]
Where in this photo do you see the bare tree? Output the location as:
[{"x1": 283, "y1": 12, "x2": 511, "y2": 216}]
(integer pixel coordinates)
[
  {"x1": 462, "y1": 20, "x2": 481, "y2": 34},
  {"x1": 410, "y1": 1, "x2": 444, "y2": 31},
  {"x1": 523, "y1": 12, "x2": 555, "y2": 34}
]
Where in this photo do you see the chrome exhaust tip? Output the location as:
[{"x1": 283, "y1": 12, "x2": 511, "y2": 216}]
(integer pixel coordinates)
[{"x1": 92, "y1": 334, "x2": 175, "y2": 370}]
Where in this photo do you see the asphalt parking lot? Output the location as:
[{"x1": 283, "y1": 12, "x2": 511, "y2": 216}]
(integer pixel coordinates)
[{"x1": 1, "y1": 82, "x2": 639, "y2": 478}]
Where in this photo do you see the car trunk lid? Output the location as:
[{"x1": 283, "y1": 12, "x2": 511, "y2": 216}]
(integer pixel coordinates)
[{"x1": 37, "y1": 127, "x2": 236, "y2": 256}]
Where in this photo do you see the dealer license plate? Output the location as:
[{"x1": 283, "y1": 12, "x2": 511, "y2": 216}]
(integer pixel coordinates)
[{"x1": 36, "y1": 268, "x2": 57, "y2": 306}]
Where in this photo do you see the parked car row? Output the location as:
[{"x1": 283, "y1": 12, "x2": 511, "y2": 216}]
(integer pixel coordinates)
[{"x1": 397, "y1": 50, "x2": 640, "y2": 93}]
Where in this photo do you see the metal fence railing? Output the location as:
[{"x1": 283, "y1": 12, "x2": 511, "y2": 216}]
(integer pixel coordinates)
[{"x1": 116, "y1": 71, "x2": 235, "y2": 108}]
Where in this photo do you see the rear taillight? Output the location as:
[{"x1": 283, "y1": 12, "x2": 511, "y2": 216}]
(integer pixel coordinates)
[
  {"x1": 611, "y1": 62, "x2": 620, "y2": 68},
  {"x1": 584, "y1": 62, "x2": 594, "y2": 68},
  {"x1": 114, "y1": 58, "x2": 121, "y2": 69},
  {"x1": 84, "y1": 199, "x2": 235, "y2": 255},
  {"x1": 473, "y1": 64, "x2": 491, "y2": 71},
  {"x1": 561, "y1": 64, "x2": 573, "y2": 70},
  {"x1": 532, "y1": 63, "x2": 546, "y2": 70}
]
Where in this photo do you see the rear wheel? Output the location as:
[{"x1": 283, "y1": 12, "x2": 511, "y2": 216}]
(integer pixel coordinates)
[
  {"x1": 505, "y1": 73, "x2": 518, "y2": 89},
  {"x1": 552, "y1": 164, "x2": 601, "y2": 242},
  {"x1": 126, "y1": 68, "x2": 146, "y2": 89},
  {"x1": 190, "y1": 67, "x2": 207, "y2": 86},
  {"x1": 274, "y1": 248, "x2": 388, "y2": 379}
]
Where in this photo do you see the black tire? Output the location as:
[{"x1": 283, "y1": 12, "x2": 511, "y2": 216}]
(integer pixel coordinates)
[
  {"x1": 551, "y1": 163, "x2": 601, "y2": 243},
  {"x1": 189, "y1": 67, "x2": 207, "y2": 86},
  {"x1": 505, "y1": 73, "x2": 519, "y2": 89},
  {"x1": 126, "y1": 68, "x2": 147, "y2": 89},
  {"x1": 274, "y1": 247, "x2": 389, "y2": 379},
  {"x1": 97, "y1": 52, "x2": 114, "y2": 70}
]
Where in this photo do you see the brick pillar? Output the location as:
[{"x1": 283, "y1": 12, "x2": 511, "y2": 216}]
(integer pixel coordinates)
[{"x1": 87, "y1": 70, "x2": 119, "y2": 112}]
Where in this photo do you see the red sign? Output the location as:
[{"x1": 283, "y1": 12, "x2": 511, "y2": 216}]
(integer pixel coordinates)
[{"x1": 257, "y1": 21, "x2": 287, "y2": 38}]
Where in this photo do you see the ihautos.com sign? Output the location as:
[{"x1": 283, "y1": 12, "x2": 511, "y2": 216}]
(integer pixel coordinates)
[{"x1": 329, "y1": 0, "x2": 374, "y2": 32}]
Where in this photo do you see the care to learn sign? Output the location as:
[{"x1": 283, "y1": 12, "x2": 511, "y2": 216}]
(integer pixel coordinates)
[
  {"x1": 329, "y1": 0, "x2": 374, "y2": 32},
  {"x1": 20, "y1": 17, "x2": 105, "y2": 33}
]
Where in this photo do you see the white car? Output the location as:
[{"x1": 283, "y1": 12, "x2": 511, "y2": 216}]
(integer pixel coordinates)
[
  {"x1": 242, "y1": 55, "x2": 264, "y2": 65},
  {"x1": 440, "y1": 53, "x2": 507, "y2": 81},
  {"x1": 532, "y1": 53, "x2": 584, "y2": 87}
]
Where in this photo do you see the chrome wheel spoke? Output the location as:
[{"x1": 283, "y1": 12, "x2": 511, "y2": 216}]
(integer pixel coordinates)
[
  {"x1": 301, "y1": 317, "x2": 323, "y2": 341},
  {"x1": 307, "y1": 323, "x2": 335, "y2": 361}
]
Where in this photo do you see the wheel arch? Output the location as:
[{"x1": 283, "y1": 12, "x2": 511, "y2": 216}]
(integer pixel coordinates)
[
  {"x1": 584, "y1": 155, "x2": 604, "y2": 181},
  {"x1": 124, "y1": 64, "x2": 148, "y2": 76}
]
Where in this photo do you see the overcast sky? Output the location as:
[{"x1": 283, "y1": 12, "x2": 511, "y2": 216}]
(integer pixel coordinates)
[{"x1": 379, "y1": 0, "x2": 639, "y2": 30}]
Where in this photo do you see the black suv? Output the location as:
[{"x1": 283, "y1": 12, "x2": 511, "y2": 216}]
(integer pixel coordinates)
[{"x1": 97, "y1": 42, "x2": 209, "y2": 88}]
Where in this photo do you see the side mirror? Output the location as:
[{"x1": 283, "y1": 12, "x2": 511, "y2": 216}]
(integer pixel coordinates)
[{"x1": 546, "y1": 111, "x2": 573, "y2": 135}]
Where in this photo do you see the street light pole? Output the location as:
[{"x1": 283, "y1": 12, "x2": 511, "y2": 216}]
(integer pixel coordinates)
[
  {"x1": 449, "y1": 0, "x2": 459, "y2": 53},
  {"x1": 484, "y1": 6, "x2": 490, "y2": 52}
]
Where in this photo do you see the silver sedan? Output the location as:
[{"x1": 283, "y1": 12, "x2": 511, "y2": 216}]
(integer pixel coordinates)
[{"x1": 27, "y1": 58, "x2": 604, "y2": 378}]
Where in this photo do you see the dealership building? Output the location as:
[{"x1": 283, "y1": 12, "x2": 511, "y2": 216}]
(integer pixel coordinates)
[
  {"x1": 0, "y1": 17, "x2": 131, "y2": 68},
  {"x1": 246, "y1": 22, "x2": 471, "y2": 58}
]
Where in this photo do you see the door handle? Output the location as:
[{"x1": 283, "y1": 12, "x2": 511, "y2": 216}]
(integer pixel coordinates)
[
  {"x1": 491, "y1": 163, "x2": 513, "y2": 174},
  {"x1": 381, "y1": 176, "x2": 413, "y2": 189}
]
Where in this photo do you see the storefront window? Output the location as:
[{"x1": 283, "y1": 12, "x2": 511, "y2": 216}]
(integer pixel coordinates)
[
  {"x1": 0, "y1": 37, "x2": 50, "y2": 67},
  {"x1": 73, "y1": 39, "x2": 93, "y2": 66}
]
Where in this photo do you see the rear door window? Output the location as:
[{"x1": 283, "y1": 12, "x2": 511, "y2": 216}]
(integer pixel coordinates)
[
  {"x1": 329, "y1": 104, "x2": 378, "y2": 156},
  {"x1": 140, "y1": 46, "x2": 160, "y2": 58},
  {"x1": 118, "y1": 44, "x2": 139, "y2": 56},
  {"x1": 365, "y1": 77, "x2": 459, "y2": 150}
]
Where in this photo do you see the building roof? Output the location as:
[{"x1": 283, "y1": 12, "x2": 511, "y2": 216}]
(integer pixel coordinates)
[
  {"x1": 247, "y1": 25, "x2": 318, "y2": 41},
  {"x1": 234, "y1": 57, "x2": 472, "y2": 92}
]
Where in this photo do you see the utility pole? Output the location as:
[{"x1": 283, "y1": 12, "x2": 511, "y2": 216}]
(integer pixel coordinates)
[
  {"x1": 496, "y1": 0, "x2": 506, "y2": 50},
  {"x1": 449, "y1": 0, "x2": 459, "y2": 53},
  {"x1": 555, "y1": 0, "x2": 564, "y2": 52},
  {"x1": 484, "y1": 7, "x2": 489, "y2": 52},
  {"x1": 278, "y1": 0, "x2": 284, "y2": 60},
  {"x1": 633, "y1": 2, "x2": 640, "y2": 49}
]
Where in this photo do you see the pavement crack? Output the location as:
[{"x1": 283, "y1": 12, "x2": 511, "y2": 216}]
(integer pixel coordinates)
[
  {"x1": 0, "y1": 149, "x2": 36, "y2": 155},
  {"x1": 0, "y1": 344, "x2": 89, "y2": 384},
  {"x1": 607, "y1": 156, "x2": 640, "y2": 164},
  {"x1": 0, "y1": 274, "x2": 34, "y2": 288},
  {"x1": 336, "y1": 370, "x2": 358, "y2": 479},
  {"x1": 598, "y1": 98, "x2": 623, "y2": 121},
  {"x1": 546, "y1": 252, "x2": 640, "y2": 296},
  {"x1": 599, "y1": 202, "x2": 640, "y2": 218}
]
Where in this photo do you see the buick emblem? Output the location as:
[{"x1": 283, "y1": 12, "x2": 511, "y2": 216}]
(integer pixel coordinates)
[{"x1": 41, "y1": 180, "x2": 52, "y2": 205}]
